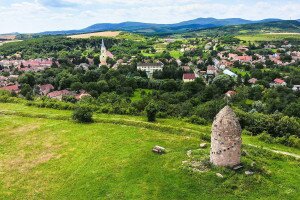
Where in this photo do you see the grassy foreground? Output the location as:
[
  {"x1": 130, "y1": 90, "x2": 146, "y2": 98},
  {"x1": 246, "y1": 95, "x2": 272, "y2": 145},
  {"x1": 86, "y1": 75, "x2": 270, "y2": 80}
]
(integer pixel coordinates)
[{"x1": 0, "y1": 103, "x2": 299, "y2": 199}]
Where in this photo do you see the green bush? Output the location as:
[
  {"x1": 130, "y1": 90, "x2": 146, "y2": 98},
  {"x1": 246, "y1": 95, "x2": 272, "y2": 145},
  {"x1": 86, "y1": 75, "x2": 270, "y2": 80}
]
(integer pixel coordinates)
[
  {"x1": 72, "y1": 107, "x2": 93, "y2": 123},
  {"x1": 185, "y1": 115, "x2": 208, "y2": 125},
  {"x1": 145, "y1": 101, "x2": 158, "y2": 122},
  {"x1": 257, "y1": 131, "x2": 274, "y2": 143}
]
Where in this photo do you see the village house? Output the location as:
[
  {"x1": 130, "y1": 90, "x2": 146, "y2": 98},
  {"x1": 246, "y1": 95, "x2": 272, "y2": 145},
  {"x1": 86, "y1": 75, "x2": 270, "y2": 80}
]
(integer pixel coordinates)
[
  {"x1": 223, "y1": 69, "x2": 238, "y2": 78},
  {"x1": 47, "y1": 90, "x2": 71, "y2": 101},
  {"x1": 269, "y1": 54, "x2": 283, "y2": 65},
  {"x1": 137, "y1": 62, "x2": 164, "y2": 78},
  {"x1": 0, "y1": 84, "x2": 20, "y2": 94},
  {"x1": 207, "y1": 65, "x2": 218, "y2": 76},
  {"x1": 182, "y1": 66, "x2": 191, "y2": 72},
  {"x1": 219, "y1": 60, "x2": 233, "y2": 70},
  {"x1": 248, "y1": 78, "x2": 258, "y2": 85},
  {"x1": 225, "y1": 90, "x2": 237, "y2": 98},
  {"x1": 271, "y1": 78, "x2": 287, "y2": 87},
  {"x1": 183, "y1": 73, "x2": 196, "y2": 82},
  {"x1": 38, "y1": 84, "x2": 54, "y2": 95},
  {"x1": 236, "y1": 46, "x2": 249, "y2": 53}
]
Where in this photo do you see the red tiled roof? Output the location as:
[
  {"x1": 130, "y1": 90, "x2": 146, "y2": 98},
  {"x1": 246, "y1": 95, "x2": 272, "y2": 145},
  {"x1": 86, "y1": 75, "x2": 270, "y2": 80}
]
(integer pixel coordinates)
[
  {"x1": 40, "y1": 84, "x2": 54, "y2": 91},
  {"x1": 274, "y1": 78, "x2": 285, "y2": 84},
  {"x1": 0, "y1": 84, "x2": 19, "y2": 92},
  {"x1": 226, "y1": 90, "x2": 237, "y2": 96},
  {"x1": 183, "y1": 73, "x2": 196, "y2": 80},
  {"x1": 47, "y1": 90, "x2": 70, "y2": 98},
  {"x1": 237, "y1": 56, "x2": 252, "y2": 62},
  {"x1": 207, "y1": 66, "x2": 217, "y2": 71}
]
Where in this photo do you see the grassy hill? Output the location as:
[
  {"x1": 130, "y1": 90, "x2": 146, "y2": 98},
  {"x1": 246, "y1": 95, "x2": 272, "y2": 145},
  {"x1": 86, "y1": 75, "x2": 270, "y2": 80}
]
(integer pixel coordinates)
[
  {"x1": 182, "y1": 20, "x2": 300, "y2": 37},
  {"x1": 0, "y1": 103, "x2": 299, "y2": 199}
]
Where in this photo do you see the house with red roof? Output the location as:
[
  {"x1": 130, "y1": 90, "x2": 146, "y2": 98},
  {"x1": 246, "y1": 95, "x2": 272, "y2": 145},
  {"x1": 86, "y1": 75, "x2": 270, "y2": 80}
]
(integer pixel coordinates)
[
  {"x1": 271, "y1": 78, "x2": 287, "y2": 87},
  {"x1": 38, "y1": 84, "x2": 54, "y2": 95},
  {"x1": 237, "y1": 56, "x2": 252, "y2": 63},
  {"x1": 47, "y1": 89, "x2": 70, "y2": 100},
  {"x1": 0, "y1": 84, "x2": 20, "y2": 94},
  {"x1": 225, "y1": 90, "x2": 237, "y2": 98},
  {"x1": 207, "y1": 66, "x2": 218, "y2": 76},
  {"x1": 183, "y1": 73, "x2": 196, "y2": 82},
  {"x1": 248, "y1": 78, "x2": 258, "y2": 85}
]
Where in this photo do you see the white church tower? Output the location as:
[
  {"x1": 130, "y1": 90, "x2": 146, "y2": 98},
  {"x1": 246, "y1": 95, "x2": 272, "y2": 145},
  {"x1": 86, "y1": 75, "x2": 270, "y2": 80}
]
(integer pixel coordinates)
[{"x1": 100, "y1": 39, "x2": 107, "y2": 66}]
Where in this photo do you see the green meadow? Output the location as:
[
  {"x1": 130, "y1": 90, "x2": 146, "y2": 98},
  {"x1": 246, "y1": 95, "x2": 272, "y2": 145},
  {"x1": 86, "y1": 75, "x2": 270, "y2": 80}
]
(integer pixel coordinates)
[
  {"x1": 236, "y1": 33, "x2": 300, "y2": 42},
  {"x1": 0, "y1": 103, "x2": 299, "y2": 200}
]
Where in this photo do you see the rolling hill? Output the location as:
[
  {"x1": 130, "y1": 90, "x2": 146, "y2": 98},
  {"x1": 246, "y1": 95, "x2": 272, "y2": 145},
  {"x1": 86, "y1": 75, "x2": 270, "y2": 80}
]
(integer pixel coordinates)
[
  {"x1": 183, "y1": 20, "x2": 300, "y2": 37},
  {"x1": 37, "y1": 18, "x2": 284, "y2": 36}
]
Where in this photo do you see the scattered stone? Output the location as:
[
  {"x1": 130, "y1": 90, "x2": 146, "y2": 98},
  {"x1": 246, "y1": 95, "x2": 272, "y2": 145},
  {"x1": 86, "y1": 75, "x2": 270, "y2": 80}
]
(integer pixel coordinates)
[
  {"x1": 187, "y1": 150, "x2": 192, "y2": 157},
  {"x1": 200, "y1": 143, "x2": 207, "y2": 148},
  {"x1": 245, "y1": 171, "x2": 254, "y2": 175},
  {"x1": 182, "y1": 160, "x2": 189, "y2": 165},
  {"x1": 152, "y1": 146, "x2": 166, "y2": 154},
  {"x1": 216, "y1": 173, "x2": 224, "y2": 178},
  {"x1": 233, "y1": 165, "x2": 243, "y2": 170}
]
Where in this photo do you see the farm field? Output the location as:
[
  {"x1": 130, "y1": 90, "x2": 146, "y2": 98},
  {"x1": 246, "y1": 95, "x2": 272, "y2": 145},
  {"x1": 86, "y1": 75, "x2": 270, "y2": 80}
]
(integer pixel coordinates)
[
  {"x1": 0, "y1": 103, "x2": 299, "y2": 199},
  {"x1": 236, "y1": 33, "x2": 300, "y2": 42},
  {"x1": 68, "y1": 31, "x2": 122, "y2": 39}
]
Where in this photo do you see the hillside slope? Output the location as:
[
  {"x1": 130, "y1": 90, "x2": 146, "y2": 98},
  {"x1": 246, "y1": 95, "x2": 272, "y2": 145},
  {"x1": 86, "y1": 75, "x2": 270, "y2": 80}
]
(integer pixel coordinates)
[
  {"x1": 0, "y1": 103, "x2": 299, "y2": 199},
  {"x1": 184, "y1": 20, "x2": 300, "y2": 37}
]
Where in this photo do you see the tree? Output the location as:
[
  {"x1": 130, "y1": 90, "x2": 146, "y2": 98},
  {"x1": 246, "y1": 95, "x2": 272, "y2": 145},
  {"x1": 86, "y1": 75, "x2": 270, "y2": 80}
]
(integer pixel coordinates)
[
  {"x1": 72, "y1": 107, "x2": 93, "y2": 123},
  {"x1": 212, "y1": 75, "x2": 235, "y2": 93},
  {"x1": 145, "y1": 101, "x2": 158, "y2": 122},
  {"x1": 20, "y1": 83, "x2": 33, "y2": 98}
]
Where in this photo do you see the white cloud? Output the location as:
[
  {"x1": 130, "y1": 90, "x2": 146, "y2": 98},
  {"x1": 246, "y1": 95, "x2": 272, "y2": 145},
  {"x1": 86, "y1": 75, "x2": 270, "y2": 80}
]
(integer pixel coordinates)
[{"x1": 0, "y1": 0, "x2": 299, "y2": 33}]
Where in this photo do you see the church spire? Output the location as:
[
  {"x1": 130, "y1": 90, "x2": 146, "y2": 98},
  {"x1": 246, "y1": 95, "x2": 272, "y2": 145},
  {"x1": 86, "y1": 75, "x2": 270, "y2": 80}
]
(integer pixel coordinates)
[{"x1": 101, "y1": 39, "x2": 105, "y2": 48}]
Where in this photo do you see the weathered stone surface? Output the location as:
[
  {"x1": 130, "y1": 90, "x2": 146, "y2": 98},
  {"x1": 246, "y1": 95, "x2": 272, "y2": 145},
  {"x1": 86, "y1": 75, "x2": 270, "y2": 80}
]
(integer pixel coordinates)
[
  {"x1": 200, "y1": 143, "x2": 207, "y2": 148},
  {"x1": 216, "y1": 173, "x2": 224, "y2": 178},
  {"x1": 245, "y1": 171, "x2": 254, "y2": 175},
  {"x1": 152, "y1": 145, "x2": 166, "y2": 154},
  {"x1": 210, "y1": 106, "x2": 242, "y2": 167}
]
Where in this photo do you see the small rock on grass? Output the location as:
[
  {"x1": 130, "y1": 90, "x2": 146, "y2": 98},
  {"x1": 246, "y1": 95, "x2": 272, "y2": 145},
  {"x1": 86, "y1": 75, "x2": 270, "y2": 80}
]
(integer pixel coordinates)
[
  {"x1": 200, "y1": 143, "x2": 207, "y2": 148},
  {"x1": 233, "y1": 165, "x2": 243, "y2": 170},
  {"x1": 245, "y1": 171, "x2": 254, "y2": 175},
  {"x1": 152, "y1": 145, "x2": 166, "y2": 154},
  {"x1": 216, "y1": 173, "x2": 224, "y2": 178}
]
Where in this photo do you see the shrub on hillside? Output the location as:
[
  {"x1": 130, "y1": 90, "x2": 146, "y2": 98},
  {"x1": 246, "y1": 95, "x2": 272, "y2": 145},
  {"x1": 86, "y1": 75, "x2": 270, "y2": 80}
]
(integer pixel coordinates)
[
  {"x1": 185, "y1": 115, "x2": 208, "y2": 125},
  {"x1": 145, "y1": 101, "x2": 158, "y2": 122},
  {"x1": 72, "y1": 106, "x2": 93, "y2": 123}
]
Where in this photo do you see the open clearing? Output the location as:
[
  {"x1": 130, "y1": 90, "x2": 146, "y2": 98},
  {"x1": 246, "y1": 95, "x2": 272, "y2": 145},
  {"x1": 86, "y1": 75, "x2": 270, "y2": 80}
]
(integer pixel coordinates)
[
  {"x1": 0, "y1": 103, "x2": 299, "y2": 199},
  {"x1": 68, "y1": 31, "x2": 121, "y2": 39},
  {"x1": 236, "y1": 33, "x2": 300, "y2": 42}
]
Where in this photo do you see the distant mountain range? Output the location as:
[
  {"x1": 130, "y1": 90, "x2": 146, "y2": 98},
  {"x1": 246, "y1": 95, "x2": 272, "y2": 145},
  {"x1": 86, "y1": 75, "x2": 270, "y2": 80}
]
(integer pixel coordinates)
[{"x1": 17, "y1": 18, "x2": 300, "y2": 36}]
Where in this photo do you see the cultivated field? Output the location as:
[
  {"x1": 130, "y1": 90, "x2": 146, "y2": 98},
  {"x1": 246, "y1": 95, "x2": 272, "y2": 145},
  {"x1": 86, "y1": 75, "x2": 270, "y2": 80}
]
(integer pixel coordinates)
[
  {"x1": 0, "y1": 103, "x2": 299, "y2": 199},
  {"x1": 236, "y1": 33, "x2": 300, "y2": 42},
  {"x1": 68, "y1": 31, "x2": 121, "y2": 39}
]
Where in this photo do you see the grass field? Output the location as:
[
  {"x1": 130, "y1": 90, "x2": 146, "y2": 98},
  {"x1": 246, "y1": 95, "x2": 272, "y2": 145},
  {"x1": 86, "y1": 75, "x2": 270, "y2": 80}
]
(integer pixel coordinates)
[
  {"x1": 68, "y1": 31, "x2": 121, "y2": 39},
  {"x1": 236, "y1": 33, "x2": 300, "y2": 42},
  {"x1": 0, "y1": 103, "x2": 299, "y2": 199}
]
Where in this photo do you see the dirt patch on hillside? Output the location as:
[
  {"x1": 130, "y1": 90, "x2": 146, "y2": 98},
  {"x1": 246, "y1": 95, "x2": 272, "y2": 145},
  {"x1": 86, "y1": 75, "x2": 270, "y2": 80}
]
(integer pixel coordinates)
[{"x1": 68, "y1": 31, "x2": 121, "y2": 39}]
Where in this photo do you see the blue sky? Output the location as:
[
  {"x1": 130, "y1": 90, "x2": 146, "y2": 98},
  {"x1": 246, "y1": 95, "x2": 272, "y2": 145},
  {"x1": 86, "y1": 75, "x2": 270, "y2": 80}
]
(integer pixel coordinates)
[{"x1": 0, "y1": 0, "x2": 300, "y2": 34}]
